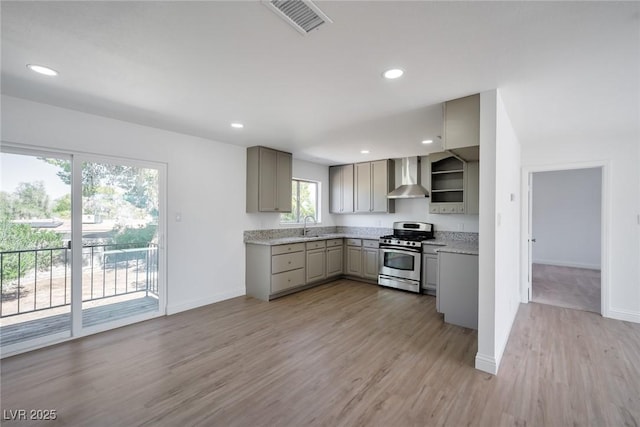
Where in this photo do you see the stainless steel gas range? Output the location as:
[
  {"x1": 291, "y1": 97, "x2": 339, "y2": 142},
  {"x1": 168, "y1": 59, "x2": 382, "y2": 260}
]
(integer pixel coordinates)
[{"x1": 378, "y1": 221, "x2": 434, "y2": 293}]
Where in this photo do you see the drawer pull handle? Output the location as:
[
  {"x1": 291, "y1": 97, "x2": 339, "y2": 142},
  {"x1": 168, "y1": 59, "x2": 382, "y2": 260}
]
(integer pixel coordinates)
[{"x1": 288, "y1": 261, "x2": 291, "y2": 264}]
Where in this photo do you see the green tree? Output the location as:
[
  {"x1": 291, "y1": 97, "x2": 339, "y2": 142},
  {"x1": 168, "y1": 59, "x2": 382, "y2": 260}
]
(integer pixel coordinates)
[
  {"x1": 40, "y1": 159, "x2": 158, "y2": 216},
  {"x1": 52, "y1": 194, "x2": 72, "y2": 219},
  {"x1": 0, "y1": 219, "x2": 63, "y2": 285},
  {"x1": 0, "y1": 191, "x2": 14, "y2": 220},
  {"x1": 11, "y1": 181, "x2": 51, "y2": 219}
]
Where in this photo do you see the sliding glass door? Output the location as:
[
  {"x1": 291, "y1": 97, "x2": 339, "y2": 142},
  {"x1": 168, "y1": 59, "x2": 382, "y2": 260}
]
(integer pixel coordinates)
[
  {"x1": 80, "y1": 159, "x2": 160, "y2": 329},
  {"x1": 0, "y1": 147, "x2": 165, "y2": 354},
  {"x1": 0, "y1": 150, "x2": 73, "y2": 347}
]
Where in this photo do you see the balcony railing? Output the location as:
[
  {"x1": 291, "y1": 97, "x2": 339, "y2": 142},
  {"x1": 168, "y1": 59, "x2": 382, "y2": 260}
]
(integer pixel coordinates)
[{"x1": 0, "y1": 242, "x2": 159, "y2": 318}]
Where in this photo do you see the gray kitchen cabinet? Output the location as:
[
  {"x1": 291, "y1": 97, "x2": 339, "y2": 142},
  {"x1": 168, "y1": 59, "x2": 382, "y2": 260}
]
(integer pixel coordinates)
[
  {"x1": 438, "y1": 252, "x2": 479, "y2": 329},
  {"x1": 443, "y1": 93, "x2": 480, "y2": 150},
  {"x1": 428, "y1": 152, "x2": 478, "y2": 215},
  {"x1": 362, "y1": 240, "x2": 379, "y2": 281},
  {"x1": 246, "y1": 146, "x2": 292, "y2": 213},
  {"x1": 305, "y1": 240, "x2": 326, "y2": 283},
  {"x1": 326, "y1": 239, "x2": 344, "y2": 277},
  {"x1": 465, "y1": 161, "x2": 479, "y2": 215},
  {"x1": 346, "y1": 239, "x2": 363, "y2": 276},
  {"x1": 355, "y1": 160, "x2": 395, "y2": 213},
  {"x1": 354, "y1": 162, "x2": 372, "y2": 213},
  {"x1": 329, "y1": 164, "x2": 354, "y2": 213},
  {"x1": 422, "y1": 244, "x2": 440, "y2": 299},
  {"x1": 246, "y1": 242, "x2": 306, "y2": 300}
]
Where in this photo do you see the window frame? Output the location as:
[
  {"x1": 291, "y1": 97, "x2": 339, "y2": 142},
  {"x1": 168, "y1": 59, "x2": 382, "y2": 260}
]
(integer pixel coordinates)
[{"x1": 280, "y1": 178, "x2": 321, "y2": 224}]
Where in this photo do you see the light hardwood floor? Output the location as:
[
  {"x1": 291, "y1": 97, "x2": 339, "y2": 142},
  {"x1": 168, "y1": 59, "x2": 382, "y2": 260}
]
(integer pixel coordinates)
[
  {"x1": 532, "y1": 263, "x2": 601, "y2": 313},
  {"x1": 1, "y1": 280, "x2": 638, "y2": 426}
]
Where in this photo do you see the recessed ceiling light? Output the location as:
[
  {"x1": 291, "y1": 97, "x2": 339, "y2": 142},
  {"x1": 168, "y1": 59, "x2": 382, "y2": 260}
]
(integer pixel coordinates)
[
  {"x1": 26, "y1": 64, "x2": 58, "y2": 76},
  {"x1": 230, "y1": 122, "x2": 244, "y2": 129},
  {"x1": 422, "y1": 139, "x2": 433, "y2": 144},
  {"x1": 360, "y1": 150, "x2": 370, "y2": 154},
  {"x1": 382, "y1": 68, "x2": 404, "y2": 79}
]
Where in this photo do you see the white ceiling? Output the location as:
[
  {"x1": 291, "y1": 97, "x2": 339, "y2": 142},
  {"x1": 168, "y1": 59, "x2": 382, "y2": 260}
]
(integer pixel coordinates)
[{"x1": 2, "y1": 1, "x2": 638, "y2": 165}]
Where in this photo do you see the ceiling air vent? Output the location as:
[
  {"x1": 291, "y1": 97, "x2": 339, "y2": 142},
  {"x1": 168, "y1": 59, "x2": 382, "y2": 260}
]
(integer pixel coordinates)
[{"x1": 264, "y1": 0, "x2": 333, "y2": 35}]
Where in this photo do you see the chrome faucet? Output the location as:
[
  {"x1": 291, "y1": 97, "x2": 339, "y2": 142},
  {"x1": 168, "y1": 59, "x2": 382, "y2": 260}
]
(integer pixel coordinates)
[{"x1": 303, "y1": 215, "x2": 317, "y2": 236}]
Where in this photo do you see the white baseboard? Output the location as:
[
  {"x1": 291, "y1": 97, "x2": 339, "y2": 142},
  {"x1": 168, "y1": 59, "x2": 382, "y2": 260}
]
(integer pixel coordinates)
[
  {"x1": 475, "y1": 353, "x2": 497, "y2": 375},
  {"x1": 166, "y1": 288, "x2": 245, "y2": 315},
  {"x1": 532, "y1": 259, "x2": 600, "y2": 270},
  {"x1": 607, "y1": 307, "x2": 640, "y2": 324}
]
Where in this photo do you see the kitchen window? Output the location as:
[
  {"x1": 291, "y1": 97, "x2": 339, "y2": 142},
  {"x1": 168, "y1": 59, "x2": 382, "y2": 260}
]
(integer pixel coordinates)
[{"x1": 280, "y1": 179, "x2": 320, "y2": 224}]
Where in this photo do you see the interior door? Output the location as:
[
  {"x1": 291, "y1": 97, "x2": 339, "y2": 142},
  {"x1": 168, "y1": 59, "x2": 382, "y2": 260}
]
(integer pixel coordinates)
[{"x1": 527, "y1": 172, "x2": 533, "y2": 302}]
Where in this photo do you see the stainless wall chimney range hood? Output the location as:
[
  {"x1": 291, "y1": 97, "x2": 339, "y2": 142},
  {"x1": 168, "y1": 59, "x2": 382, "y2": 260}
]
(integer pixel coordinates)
[{"x1": 387, "y1": 157, "x2": 429, "y2": 199}]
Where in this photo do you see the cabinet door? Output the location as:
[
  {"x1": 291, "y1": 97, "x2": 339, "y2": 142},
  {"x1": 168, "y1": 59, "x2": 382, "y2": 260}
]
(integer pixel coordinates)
[
  {"x1": 342, "y1": 164, "x2": 354, "y2": 213},
  {"x1": 346, "y1": 247, "x2": 362, "y2": 276},
  {"x1": 426, "y1": 255, "x2": 438, "y2": 287},
  {"x1": 362, "y1": 248, "x2": 379, "y2": 280},
  {"x1": 275, "y1": 151, "x2": 292, "y2": 212},
  {"x1": 326, "y1": 246, "x2": 343, "y2": 277},
  {"x1": 354, "y1": 162, "x2": 371, "y2": 212},
  {"x1": 258, "y1": 148, "x2": 277, "y2": 211},
  {"x1": 371, "y1": 160, "x2": 389, "y2": 213},
  {"x1": 306, "y1": 248, "x2": 326, "y2": 283},
  {"x1": 329, "y1": 166, "x2": 342, "y2": 213},
  {"x1": 444, "y1": 94, "x2": 480, "y2": 150}
]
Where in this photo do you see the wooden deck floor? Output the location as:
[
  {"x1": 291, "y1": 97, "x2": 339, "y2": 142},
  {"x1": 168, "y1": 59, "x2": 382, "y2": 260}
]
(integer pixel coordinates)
[
  {"x1": 0, "y1": 296, "x2": 158, "y2": 347},
  {"x1": 1, "y1": 280, "x2": 638, "y2": 426}
]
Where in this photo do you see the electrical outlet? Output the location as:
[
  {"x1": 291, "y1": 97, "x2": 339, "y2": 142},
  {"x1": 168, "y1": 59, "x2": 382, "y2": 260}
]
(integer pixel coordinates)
[
  {"x1": 457, "y1": 223, "x2": 464, "y2": 231},
  {"x1": 175, "y1": 212, "x2": 182, "y2": 222}
]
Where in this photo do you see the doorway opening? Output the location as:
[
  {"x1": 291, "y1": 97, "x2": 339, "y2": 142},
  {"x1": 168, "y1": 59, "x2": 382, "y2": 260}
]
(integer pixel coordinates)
[{"x1": 529, "y1": 167, "x2": 602, "y2": 314}]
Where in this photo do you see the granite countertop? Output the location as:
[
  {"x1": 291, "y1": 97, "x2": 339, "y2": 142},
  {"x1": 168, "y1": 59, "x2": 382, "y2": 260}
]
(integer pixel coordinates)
[
  {"x1": 245, "y1": 233, "x2": 478, "y2": 255},
  {"x1": 244, "y1": 233, "x2": 383, "y2": 246},
  {"x1": 423, "y1": 240, "x2": 478, "y2": 255}
]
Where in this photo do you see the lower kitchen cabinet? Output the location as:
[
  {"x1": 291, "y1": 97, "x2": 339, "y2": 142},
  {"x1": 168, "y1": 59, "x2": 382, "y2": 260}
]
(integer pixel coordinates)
[
  {"x1": 246, "y1": 242, "x2": 306, "y2": 301},
  {"x1": 422, "y1": 244, "x2": 440, "y2": 299},
  {"x1": 346, "y1": 239, "x2": 362, "y2": 276},
  {"x1": 326, "y1": 240, "x2": 344, "y2": 277},
  {"x1": 362, "y1": 240, "x2": 379, "y2": 281},
  {"x1": 438, "y1": 252, "x2": 479, "y2": 329},
  {"x1": 306, "y1": 241, "x2": 326, "y2": 284}
]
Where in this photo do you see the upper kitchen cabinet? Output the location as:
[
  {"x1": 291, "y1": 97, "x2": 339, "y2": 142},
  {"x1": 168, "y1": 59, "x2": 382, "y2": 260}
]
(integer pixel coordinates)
[
  {"x1": 246, "y1": 146, "x2": 292, "y2": 213},
  {"x1": 329, "y1": 164, "x2": 354, "y2": 214},
  {"x1": 428, "y1": 152, "x2": 479, "y2": 215},
  {"x1": 355, "y1": 160, "x2": 395, "y2": 213},
  {"x1": 443, "y1": 93, "x2": 480, "y2": 150}
]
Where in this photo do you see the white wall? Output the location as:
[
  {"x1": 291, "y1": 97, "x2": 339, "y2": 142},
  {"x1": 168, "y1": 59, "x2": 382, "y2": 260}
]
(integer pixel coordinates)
[
  {"x1": 335, "y1": 199, "x2": 479, "y2": 231},
  {"x1": 1, "y1": 95, "x2": 250, "y2": 314},
  {"x1": 476, "y1": 89, "x2": 522, "y2": 375},
  {"x1": 522, "y1": 139, "x2": 640, "y2": 323},
  {"x1": 532, "y1": 168, "x2": 602, "y2": 269}
]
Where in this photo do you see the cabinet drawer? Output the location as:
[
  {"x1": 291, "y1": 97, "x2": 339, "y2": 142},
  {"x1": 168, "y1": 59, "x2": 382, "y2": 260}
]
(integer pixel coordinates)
[
  {"x1": 346, "y1": 238, "x2": 362, "y2": 247},
  {"x1": 326, "y1": 238, "x2": 343, "y2": 247},
  {"x1": 362, "y1": 239, "x2": 379, "y2": 249},
  {"x1": 305, "y1": 240, "x2": 326, "y2": 250},
  {"x1": 271, "y1": 268, "x2": 305, "y2": 293},
  {"x1": 272, "y1": 251, "x2": 305, "y2": 274},
  {"x1": 272, "y1": 243, "x2": 305, "y2": 255}
]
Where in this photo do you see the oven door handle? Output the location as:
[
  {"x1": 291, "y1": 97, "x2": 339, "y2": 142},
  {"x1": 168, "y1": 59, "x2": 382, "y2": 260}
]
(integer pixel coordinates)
[{"x1": 379, "y1": 246, "x2": 422, "y2": 254}]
